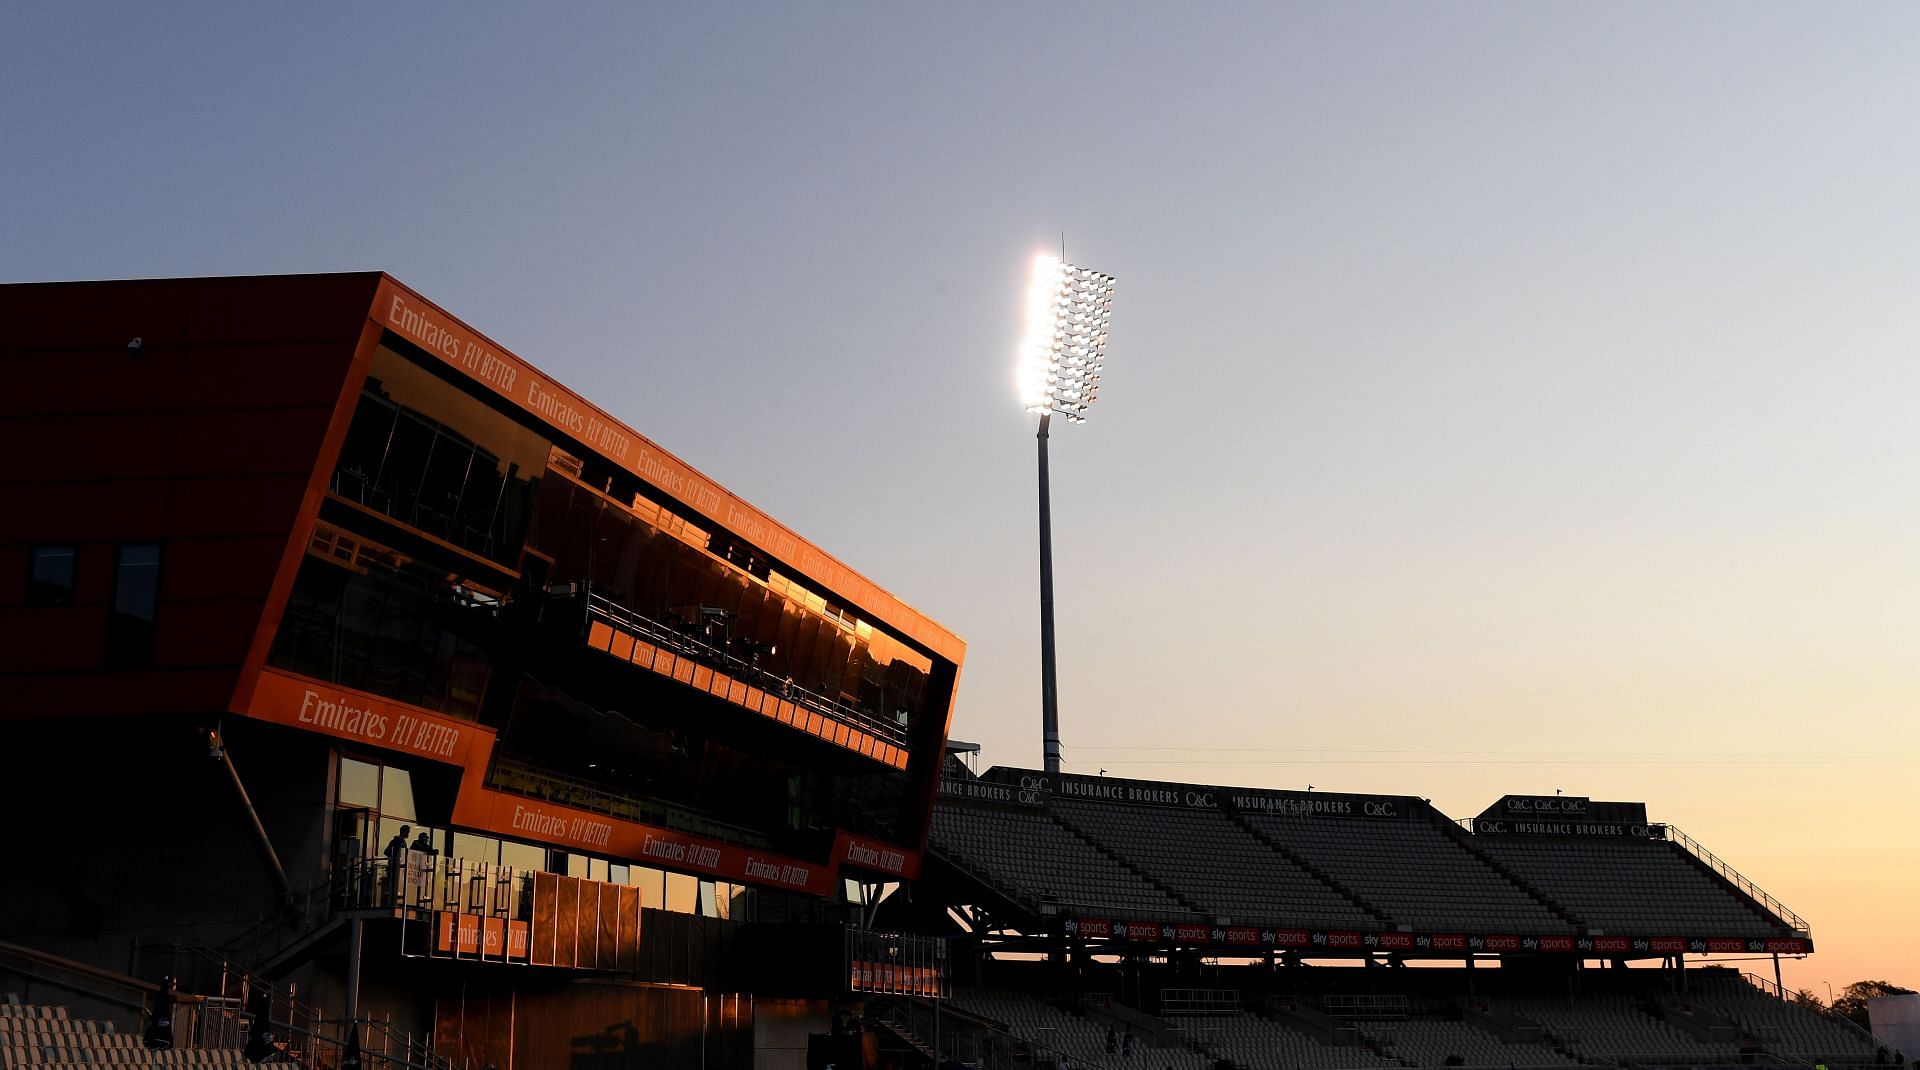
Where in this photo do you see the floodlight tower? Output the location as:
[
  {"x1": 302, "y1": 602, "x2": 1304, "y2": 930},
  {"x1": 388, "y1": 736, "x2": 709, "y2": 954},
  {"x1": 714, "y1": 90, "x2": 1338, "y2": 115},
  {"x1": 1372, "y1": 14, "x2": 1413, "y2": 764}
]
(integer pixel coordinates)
[{"x1": 1017, "y1": 253, "x2": 1116, "y2": 775}]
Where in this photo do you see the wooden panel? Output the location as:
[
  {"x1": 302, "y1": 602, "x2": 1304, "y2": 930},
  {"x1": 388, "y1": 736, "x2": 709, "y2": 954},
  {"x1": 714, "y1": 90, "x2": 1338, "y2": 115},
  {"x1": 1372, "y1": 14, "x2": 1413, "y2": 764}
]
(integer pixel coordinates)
[
  {"x1": 614, "y1": 885, "x2": 637, "y2": 971},
  {"x1": 595, "y1": 882, "x2": 619, "y2": 971},
  {"x1": 530, "y1": 870, "x2": 558, "y2": 966},
  {"x1": 554, "y1": 876, "x2": 578, "y2": 968}
]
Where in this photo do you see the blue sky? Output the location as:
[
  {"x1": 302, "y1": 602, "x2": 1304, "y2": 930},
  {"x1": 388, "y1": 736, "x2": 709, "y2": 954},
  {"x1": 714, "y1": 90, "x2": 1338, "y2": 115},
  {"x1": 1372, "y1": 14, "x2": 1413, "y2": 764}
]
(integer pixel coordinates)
[{"x1": 6, "y1": 4, "x2": 1919, "y2": 989}]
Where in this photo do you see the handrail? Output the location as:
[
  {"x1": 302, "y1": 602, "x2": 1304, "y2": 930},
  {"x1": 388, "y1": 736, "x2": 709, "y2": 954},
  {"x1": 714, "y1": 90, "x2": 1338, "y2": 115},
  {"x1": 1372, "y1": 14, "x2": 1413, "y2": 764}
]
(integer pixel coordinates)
[
  {"x1": 1666, "y1": 825, "x2": 1810, "y2": 936},
  {"x1": 1737, "y1": 973, "x2": 1886, "y2": 1055},
  {"x1": 0, "y1": 939, "x2": 159, "y2": 1000},
  {"x1": 879, "y1": 996, "x2": 1095, "y2": 1070},
  {"x1": 584, "y1": 593, "x2": 912, "y2": 748},
  {"x1": 215, "y1": 868, "x2": 339, "y2": 969},
  {"x1": 161, "y1": 942, "x2": 464, "y2": 1069},
  {"x1": 924, "y1": 837, "x2": 1045, "y2": 914}
]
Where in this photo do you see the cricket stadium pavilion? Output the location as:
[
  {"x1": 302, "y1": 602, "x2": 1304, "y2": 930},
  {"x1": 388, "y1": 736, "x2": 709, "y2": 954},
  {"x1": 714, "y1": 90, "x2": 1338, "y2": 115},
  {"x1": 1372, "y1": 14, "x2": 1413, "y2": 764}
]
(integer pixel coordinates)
[{"x1": 0, "y1": 274, "x2": 963, "y2": 1068}]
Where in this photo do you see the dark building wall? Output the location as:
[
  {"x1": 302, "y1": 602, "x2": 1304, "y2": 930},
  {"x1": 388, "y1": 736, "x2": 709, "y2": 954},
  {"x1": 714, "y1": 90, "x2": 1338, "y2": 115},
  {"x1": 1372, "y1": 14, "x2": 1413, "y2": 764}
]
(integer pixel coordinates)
[
  {"x1": 0, "y1": 717, "x2": 335, "y2": 973},
  {"x1": 0, "y1": 274, "x2": 379, "y2": 719}
]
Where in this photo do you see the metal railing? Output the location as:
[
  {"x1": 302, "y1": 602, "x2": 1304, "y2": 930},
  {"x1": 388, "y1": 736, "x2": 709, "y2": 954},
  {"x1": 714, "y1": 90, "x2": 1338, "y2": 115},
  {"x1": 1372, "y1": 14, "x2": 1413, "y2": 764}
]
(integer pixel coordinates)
[
  {"x1": 848, "y1": 929, "x2": 950, "y2": 999},
  {"x1": 151, "y1": 942, "x2": 465, "y2": 1069},
  {"x1": 1159, "y1": 989, "x2": 1241, "y2": 1016},
  {"x1": 1666, "y1": 826, "x2": 1810, "y2": 936},
  {"x1": 1737, "y1": 973, "x2": 1888, "y2": 1056},
  {"x1": 929, "y1": 837, "x2": 1046, "y2": 915},
  {"x1": 585, "y1": 592, "x2": 912, "y2": 748},
  {"x1": 878, "y1": 997, "x2": 1094, "y2": 1070},
  {"x1": 330, "y1": 854, "x2": 533, "y2": 926},
  {"x1": 214, "y1": 868, "x2": 339, "y2": 971},
  {"x1": 1321, "y1": 994, "x2": 1411, "y2": 1021}
]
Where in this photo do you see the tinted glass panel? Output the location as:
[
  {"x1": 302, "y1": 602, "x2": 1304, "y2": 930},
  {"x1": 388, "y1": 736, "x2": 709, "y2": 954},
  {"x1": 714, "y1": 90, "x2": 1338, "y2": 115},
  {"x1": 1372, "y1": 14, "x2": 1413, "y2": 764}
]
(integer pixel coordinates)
[
  {"x1": 267, "y1": 542, "x2": 495, "y2": 721},
  {"x1": 524, "y1": 475, "x2": 933, "y2": 734},
  {"x1": 27, "y1": 546, "x2": 76, "y2": 606},
  {"x1": 113, "y1": 543, "x2": 161, "y2": 621},
  {"x1": 381, "y1": 766, "x2": 417, "y2": 821},
  {"x1": 451, "y1": 834, "x2": 499, "y2": 866},
  {"x1": 500, "y1": 840, "x2": 545, "y2": 877},
  {"x1": 106, "y1": 543, "x2": 161, "y2": 666},
  {"x1": 338, "y1": 759, "x2": 381, "y2": 808},
  {"x1": 665, "y1": 872, "x2": 697, "y2": 914},
  {"x1": 330, "y1": 344, "x2": 547, "y2": 566}
]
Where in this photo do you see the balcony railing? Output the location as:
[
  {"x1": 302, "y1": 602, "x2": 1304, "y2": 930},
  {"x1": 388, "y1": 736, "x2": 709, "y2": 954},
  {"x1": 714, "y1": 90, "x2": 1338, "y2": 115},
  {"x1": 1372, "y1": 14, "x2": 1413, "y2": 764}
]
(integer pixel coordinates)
[
  {"x1": 336, "y1": 853, "x2": 533, "y2": 925},
  {"x1": 583, "y1": 591, "x2": 912, "y2": 749}
]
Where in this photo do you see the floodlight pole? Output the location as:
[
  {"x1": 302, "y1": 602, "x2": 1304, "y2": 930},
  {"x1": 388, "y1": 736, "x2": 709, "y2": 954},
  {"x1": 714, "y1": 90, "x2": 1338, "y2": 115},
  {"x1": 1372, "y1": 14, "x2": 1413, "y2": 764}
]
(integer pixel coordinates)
[{"x1": 1037, "y1": 411, "x2": 1062, "y2": 774}]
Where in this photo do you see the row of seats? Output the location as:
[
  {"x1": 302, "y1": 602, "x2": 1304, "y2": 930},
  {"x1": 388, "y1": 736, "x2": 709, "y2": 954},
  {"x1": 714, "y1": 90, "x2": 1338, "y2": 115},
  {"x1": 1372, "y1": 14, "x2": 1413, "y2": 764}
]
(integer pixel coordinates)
[
  {"x1": 1477, "y1": 839, "x2": 1783, "y2": 937},
  {"x1": 933, "y1": 791, "x2": 1795, "y2": 937},
  {"x1": 1179, "y1": 1013, "x2": 1398, "y2": 1070},
  {"x1": 1684, "y1": 973, "x2": 1887, "y2": 1063},
  {"x1": 0, "y1": 1003, "x2": 244, "y2": 1069},
  {"x1": 955, "y1": 980, "x2": 1888, "y2": 1070},
  {"x1": 1241, "y1": 813, "x2": 1568, "y2": 933},
  {"x1": 949, "y1": 989, "x2": 1212, "y2": 1070},
  {"x1": 1365, "y1": 1018, "x2": 1579, "y2": 1069},
  {"x1": 930, "y1": 806, "x2": 1192, "y2": 917},
  {"x1": 1048, "y1": 798, "x2": 1378, "y2": 929},
  {"x1": 955, "y1": 989, "x2": 1588, "y2": 1070},
  {"x1": 1496, "y1": 992, "x2": 1743, "y2": 1063}
]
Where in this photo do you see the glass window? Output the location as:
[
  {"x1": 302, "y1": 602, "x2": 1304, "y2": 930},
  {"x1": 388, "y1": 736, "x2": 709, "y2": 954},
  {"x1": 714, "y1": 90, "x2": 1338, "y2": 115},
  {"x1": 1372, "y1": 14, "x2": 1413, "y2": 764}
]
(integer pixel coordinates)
[
  {"x1": 107, "y1": 542, "x2": 162, "y2": 666},
  {"x1": 333, "y1": 393, "x2": 396, "y2": 507},
  {"x1": 665, "y1": 871, "x2": 697, "y2": 914},
  {"x1": 380, "y1": 767, "x2": 417, "y2": 822},
  {"x1": 451, "y1": 833, "x2": 499, "y2": 866},
  {"x1": 634, "y1": 866, "x2": 665, "y2": 910},
  {"x1": 112, "y1": 543, "x2": 161, "y2": 620},
  {"x1": 338, "y1": 758, "x2": 380, "y2": 808},
  {"x1": 266, "y1": 548, "x2": 494, "y2": 722},
  {"x1": 697, "y1": 881, "x2": 719, "y2": 918},
  {"x1": 563, "y1": 852, "x2": 587, "y2": 879},
  {"x1": 331, "y1": 344, "x2": 548, "y2": 565},
  {"x1": 27, "y1": 546, "x2": 76, "y2": 606},
  {"x1": 608, "y1": 863, "x2": 630, "y2": 885},
  {"x1": 500, "y1": 839, "x2": 545, "y2": 878}
]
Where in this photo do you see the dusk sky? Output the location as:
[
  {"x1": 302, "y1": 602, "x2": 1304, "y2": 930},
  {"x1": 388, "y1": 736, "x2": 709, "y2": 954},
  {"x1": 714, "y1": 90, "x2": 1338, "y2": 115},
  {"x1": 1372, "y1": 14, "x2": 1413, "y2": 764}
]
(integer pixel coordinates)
[{"x1": 6, "y1": 4, "x2": 1916, "y2": 992}]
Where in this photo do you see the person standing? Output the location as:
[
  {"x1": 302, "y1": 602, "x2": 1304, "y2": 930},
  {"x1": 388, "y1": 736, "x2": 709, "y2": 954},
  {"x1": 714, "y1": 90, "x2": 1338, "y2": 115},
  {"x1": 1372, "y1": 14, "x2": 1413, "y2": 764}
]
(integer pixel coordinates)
[
  {"x1": 384, "y1": 825, "x2": 411, "y2": 904},
  {"x1": 143, "y1": 976, "x2": 176, "y2": 1050}
]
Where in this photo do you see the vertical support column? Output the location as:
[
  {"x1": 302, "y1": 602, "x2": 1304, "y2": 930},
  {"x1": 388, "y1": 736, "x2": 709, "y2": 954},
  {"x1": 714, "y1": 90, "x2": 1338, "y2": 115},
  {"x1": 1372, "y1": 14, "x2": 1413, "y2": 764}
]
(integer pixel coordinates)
[
  {"x1": 1037, "y1": 412, "x2": 1062, "y2": 775},
  {"x1": 345, "y1": 916, "x2": 364, "y2": 1024}
]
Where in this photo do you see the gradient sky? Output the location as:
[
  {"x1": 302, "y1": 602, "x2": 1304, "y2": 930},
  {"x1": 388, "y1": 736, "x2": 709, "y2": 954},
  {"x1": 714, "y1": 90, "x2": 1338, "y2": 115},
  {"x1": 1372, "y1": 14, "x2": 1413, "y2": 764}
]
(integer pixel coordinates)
[{"x1": 6, "y1": 4, "x2": 1916, "y2": 994}]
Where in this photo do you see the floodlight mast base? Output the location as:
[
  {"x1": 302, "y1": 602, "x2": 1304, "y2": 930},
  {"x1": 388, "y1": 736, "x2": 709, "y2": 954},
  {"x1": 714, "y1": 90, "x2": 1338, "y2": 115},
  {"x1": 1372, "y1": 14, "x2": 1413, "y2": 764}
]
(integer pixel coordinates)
[{"x1": 1038, "y1": 411, "x2": 1062, "y2": 775}]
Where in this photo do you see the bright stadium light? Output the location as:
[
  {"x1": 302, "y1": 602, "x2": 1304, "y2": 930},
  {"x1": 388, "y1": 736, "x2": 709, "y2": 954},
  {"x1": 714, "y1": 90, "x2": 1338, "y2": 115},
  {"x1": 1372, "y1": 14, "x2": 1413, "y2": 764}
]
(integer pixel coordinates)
[
  {"x1": 1018, "y1": 249, "x2": 1117, "y2": 775},
  {"x1": 1018, "y1": 255, "x2": 1116, "y2": 423}
]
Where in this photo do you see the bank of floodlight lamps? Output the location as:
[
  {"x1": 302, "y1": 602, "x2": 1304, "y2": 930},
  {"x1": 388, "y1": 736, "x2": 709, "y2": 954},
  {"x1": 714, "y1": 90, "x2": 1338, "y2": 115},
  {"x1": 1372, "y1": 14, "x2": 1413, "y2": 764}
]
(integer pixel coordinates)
[{"x1": 1017, "y1": 253, "x2": 1117, "y2": 776}]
